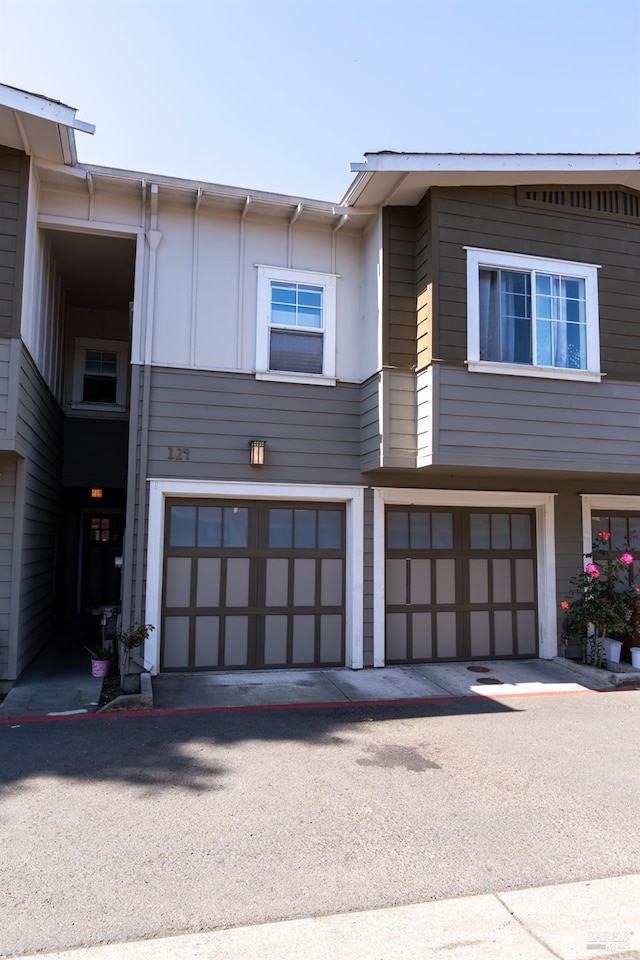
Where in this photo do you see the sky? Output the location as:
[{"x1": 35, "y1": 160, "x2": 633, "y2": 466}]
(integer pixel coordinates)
[{"x1": 1, "y1": 0, "x2": 639, "y2": 202}]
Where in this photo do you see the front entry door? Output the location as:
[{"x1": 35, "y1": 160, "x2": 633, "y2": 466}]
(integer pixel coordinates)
[{"x1": 80, "y1": 511, "x2": 125, "y2": 610}]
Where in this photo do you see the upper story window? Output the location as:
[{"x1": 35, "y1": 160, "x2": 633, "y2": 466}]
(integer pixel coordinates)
[
  {"x1": 71, "y1": 338, "x2": 128, "y2": 413},
  {"x1": 256, "y1": 265, "x2": 337, "y2": 386},
  {"x1": 465, "y1": 248, "x2": 601, "y2": 382}
]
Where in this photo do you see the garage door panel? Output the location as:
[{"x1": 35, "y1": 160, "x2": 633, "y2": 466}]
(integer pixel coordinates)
[
  {"x1": 321, "y1": 559, "x2": 343, "y2": 607},
  {"x1": 266, "y1": 558, "x2": 288, "y2": 606},
  {"x1": 436, "y1": 612, "x2": 457, "y2": 658},
  {"x1": 195, "y1": 616, "x2": 219, "y2": 667},
  {"x1": 320, "y1": 615, "x2": 342, "y2": 663},
  {"x1": 264, "y1": 615, "x2": 288, "y2": 664},
  {"x1": 224, "y1": 617, "x2": 249, "y2": 666},
  {"x1": 293, "y1": 558, "x2": 316, "y2": 606},
  {"x1": 470, "y1": 610, "x2": 491, "y2": 657},
  {"x1": 516, "y1": 559, "x2": 535, "y2": 603},
  {"x1": 469, "y1": 559, "x2": 488, "y2": 604},
  {"x1": 494, "y1": 611, "x2": 514, "y2": 656},
  {"x1": 165, "y1": 557, "x2": 191, "y2": 608},
  {"x1": 410, "y1": 559, "x2": 430, "y2": 604},
  {"x1": 411, "y1": 612, "x2": 432, "y2": 659},
  {"x1": 386, "y1": 614, "x2": 407, "y2": 660},
  {"x1": 435, "y1": 559, "x2": 455, "y2": 604},
  {"x1": 226, "y1": 558, "x2": 250, "y2": 607},
  {"x1": 196, "y1": 558, "x2": 221, "y2": 607},
  {"x1": 163, "y1": 616, "x2": 190, "y2": 669},
  {"x1": 517, "y1": 610, "x2": 537, "y2": 654},
  {"x1": 292, "y1": 615, "x2": 315, "y2": 662},
  {"x1": 492, "y1": 559, "x2": 512, "y2": 603},
  {"x1": 386, "y1": 559, "x2": 407, "y2": 605}
]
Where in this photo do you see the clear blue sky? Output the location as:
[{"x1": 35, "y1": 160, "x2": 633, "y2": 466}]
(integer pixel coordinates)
[{"x1": 1, "y1": 0, "x2": 639, "y2": 201}]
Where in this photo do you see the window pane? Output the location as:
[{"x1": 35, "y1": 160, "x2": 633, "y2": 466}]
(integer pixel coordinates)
[
  {"x1": 223, "y1": 507, "x2": 248, "y2": 547},
  {"x1": 387, "y1": 512, "x2": 409, "y2": 550},
  {"x1": 198, "y1": 507, "x2": 222, "y2": 547},
  {"x1": 431, "y1": 512, "x2": 453, "y2": 549},
  {"x1": 269, "y1": 509, "x2": 292, "y2": 548},
  {"x1": 511, "y1": 514, "x2": 531, "y2": 550},
  {"x1": 83, "y1": 375, "x2": 117, "y2": 403},
  {"x1": 491, "y1": 514, "x2": 511, "y2": 549},
  {"x1": 610, "y1": 516, "x2": 629, "y2": 552},
  {"x1": 270, "y1": 330, "x2": 323, "y2": 374},
  {"x1": 294, "y1": 509, "x2": 317, "y2": 548},
  {"x1": 271, "y1": 303, "x2": 297, "y2": 326},
  {"x1": 318, "y1": 511, "x2": 342, "y2": 549},
  {"x1": 410, "y1": 512, "x2": 430, "y2": 549},
  {"x1": 170, "y1": 506, "x2": 196, "y2": 547},
  {"x1": 470, "y1": 513, "x2": 490, "y2": 550}
]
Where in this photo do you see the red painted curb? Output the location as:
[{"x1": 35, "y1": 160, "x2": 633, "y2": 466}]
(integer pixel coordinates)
[{"x1": 0, "y1": 684, "x2": 636, "y2": 725}]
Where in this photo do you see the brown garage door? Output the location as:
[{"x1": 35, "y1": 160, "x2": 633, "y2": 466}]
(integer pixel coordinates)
[
  {"x1": 162, "y1": 499, "x2": 345, "y2": 670},
  {"x1": 385, "y1": 507, "x2": 538, "y2": 662}
]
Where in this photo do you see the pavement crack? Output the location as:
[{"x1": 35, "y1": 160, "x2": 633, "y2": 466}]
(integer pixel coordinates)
[{"x1": 493, "y1": 892, "x2": 563, "y2": 959}]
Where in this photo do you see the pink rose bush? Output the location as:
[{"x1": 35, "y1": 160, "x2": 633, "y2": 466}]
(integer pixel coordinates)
[{"x1": 562, "y1": 532, "x2": 638, "y2": 667}]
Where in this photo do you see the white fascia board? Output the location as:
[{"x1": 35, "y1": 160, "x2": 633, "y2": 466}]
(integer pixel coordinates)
[
  {"x1": 0, "y1": 84, "x2": 95, "y2": 133},
  {"x1": 349, "y1": 153, "x2": 640, "y2": 174}
]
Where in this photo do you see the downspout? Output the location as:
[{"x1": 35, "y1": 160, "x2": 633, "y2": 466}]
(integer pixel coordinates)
[{"x1": 133, "y1": 184, "x2": 162, "y2": 632}]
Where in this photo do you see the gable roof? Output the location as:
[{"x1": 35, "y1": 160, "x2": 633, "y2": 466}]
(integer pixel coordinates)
[
  {"x1": 0, "y1": 83, "x2": 94, "y2": 165},
  {"x1": 341, "y1": 152, "x2": 640, "y2": 207}
]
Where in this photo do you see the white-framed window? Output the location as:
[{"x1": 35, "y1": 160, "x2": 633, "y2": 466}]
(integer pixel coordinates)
[
  {"x1": 465, "y1": 248, "x2": 601, "y2": 382},
  {"x1": 255, "y1": 265, "x2": 337, "y2": 385},
  {"x1": 71, "y1": 338, "x2": 128, "y2": 412}
]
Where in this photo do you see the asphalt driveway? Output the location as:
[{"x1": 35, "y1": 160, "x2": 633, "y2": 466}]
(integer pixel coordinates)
[{"x1": 1, "y1": 688, "x2": 639, "y2": 957}]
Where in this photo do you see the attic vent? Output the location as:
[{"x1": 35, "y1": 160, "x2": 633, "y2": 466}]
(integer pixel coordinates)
[{"x1": 518, "y1": 186, "x2": 640, "y2": 221}]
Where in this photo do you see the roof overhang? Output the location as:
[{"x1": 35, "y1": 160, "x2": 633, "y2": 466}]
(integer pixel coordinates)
[
  {"x1": 0, "y1": 83, "x2": 94, "y2": 166},
  {"x1": 341, "y1": 153, "x2": 640, "y2": 207}
]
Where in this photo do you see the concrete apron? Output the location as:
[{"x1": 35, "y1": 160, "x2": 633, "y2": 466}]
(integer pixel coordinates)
[{"x1": 149, "y1": 657, "x2": 636, "y2": 712}]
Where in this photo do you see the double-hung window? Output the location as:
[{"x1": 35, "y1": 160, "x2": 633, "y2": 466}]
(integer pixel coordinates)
[
  {"x1": 256, "y1": 265, "x2": 337, "y2": 385},
  {"x1": 71, "y1": 338, "x2": 129, "y2": 413},
  {"x1": 466, "y1": 248, "x2": 601, "y2": 381}
]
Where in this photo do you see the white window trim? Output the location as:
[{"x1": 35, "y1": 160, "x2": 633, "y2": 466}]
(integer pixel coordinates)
[
  {"x1": 465, "y1": 247, "x2": 602, "y2": 382},
  {"x1": 372, "y1": 487, "x2": 558, "y2": 666},
  {"x1": 255, "y1": 264, "x2": 338, "y2": 386},
  {"x1": 71, "y1": 337, "x2": 129, "y2": 412},
  {"x1": 145, "y1": 479, "x2": 364, "y2": 674}
]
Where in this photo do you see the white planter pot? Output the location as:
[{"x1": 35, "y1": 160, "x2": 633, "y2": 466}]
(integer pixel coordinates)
[
  {"x1": 604, "y1": 638, "x2": 622, "y2": 664},
  {"x1": 630, "y1": 647, "x2": 640, "y2": 670}
]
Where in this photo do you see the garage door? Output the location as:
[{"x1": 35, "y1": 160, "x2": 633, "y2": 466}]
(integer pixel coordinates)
[
  {"x1": 162, "y1": 500, "x2": 345, "y2": 670},
  {"x1": 385, "y1": 507, "x2": 538, "y2": 662}
]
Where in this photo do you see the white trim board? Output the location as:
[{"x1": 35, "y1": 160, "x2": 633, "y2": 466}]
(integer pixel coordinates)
[
  {"x1": 145, "y1": 479, "x2": 364, "y2": 674},
  {"x1": 372, "y1": 488, "x2": 558, "y2": 667}
]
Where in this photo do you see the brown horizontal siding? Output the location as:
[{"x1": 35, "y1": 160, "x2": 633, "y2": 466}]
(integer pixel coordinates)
[
  {"x1": 434, "y1": 185, "x2": 640, "y2": 377},
  {"x1": 0, "y1": 459, "x2": 16, "y2": 678},
  {"x1": 360, "y1": 373, "x2": 381, "y2": 471},
  {"x1": 433, "y1": 365, "x2": 640, "y2": 474},
  {"x1": 147, "y1": 368, "x2": 363, "y2": 485},
  {"x1": 416, "y1": 192, "x2": 433, "y2": 370}
]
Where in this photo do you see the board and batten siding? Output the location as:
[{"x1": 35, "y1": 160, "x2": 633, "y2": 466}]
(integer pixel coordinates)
[
  {"x1": 433, "y1": 184, "x2": 640, "y2": 379},
  {"x1": 0, "y1": 148, "x2": 28, "y2": 339},
  {"x1": 15, "y1": 346, "x2": 63, "y2": 675},
  {"x1": 422, "y1": 364, "x2": 640, "y2": 474},
  {"x1": 382, "y1": 207, "x2": 416, "y2": 370}
]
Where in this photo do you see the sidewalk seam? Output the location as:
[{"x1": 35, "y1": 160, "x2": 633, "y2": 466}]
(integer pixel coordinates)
[{"x1": 493, "y1": 891, "x2": 563, "y2": 959}]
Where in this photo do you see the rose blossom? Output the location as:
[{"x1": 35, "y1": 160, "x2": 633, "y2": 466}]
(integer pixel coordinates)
[
  {"x1": 585, "y1": 562, "x2": 600, "y2": 578},
  {"x1": 561, "y1": 600, "x2": 570, "y2": 610},
  {"x1": 620, "y1": 552, "x2": 634, "y2": 565},
  {"x1": 597, "y1": 530, "x2": 611, "y2": 542}
]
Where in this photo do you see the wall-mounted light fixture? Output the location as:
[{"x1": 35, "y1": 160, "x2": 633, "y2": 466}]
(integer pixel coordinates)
[
  {"x1": 249, "y1": 440, "x2": 266, "y2": 467},
  {"x1": 90, "y1": 488, "x2": 103, "y2": 499}
]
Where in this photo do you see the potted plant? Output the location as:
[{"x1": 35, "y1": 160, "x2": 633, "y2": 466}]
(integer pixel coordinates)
[
  {"x1": 84, "y1": 643, "x2": 114, "y2": 678},
  {"x1": 115, "y1": 622, "x2": 154, "y2": 685},
  {"x1": 562, "y1": 530, "x2": 637, "y2": 668}
]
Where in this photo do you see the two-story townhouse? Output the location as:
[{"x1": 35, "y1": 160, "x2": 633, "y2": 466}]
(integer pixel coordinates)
[{"x1": 3, "y1": 81, "x2": 640, "y2": 690}]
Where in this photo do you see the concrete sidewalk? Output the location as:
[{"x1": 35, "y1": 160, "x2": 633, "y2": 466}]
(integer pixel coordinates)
[{"x1": 10, "y1": 875, "x2": 640, "y2": 959}]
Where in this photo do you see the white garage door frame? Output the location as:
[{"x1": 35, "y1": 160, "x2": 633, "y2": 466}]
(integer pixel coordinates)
[
  {"x1": 372, "y1": 488, "x2": 558, "y2": 667},
  {"x1": 145, "y1": 479, "x2": 364, "y2": 675}
]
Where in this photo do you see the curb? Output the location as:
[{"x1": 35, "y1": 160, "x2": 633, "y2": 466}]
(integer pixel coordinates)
[{"x1": 97, "y1": 672, "x2": 153, "y2": 713}]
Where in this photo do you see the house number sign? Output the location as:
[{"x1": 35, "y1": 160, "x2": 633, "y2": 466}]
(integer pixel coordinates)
[{"x1": 167, "y1": 447, "x2": 191, "y2": 461}]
